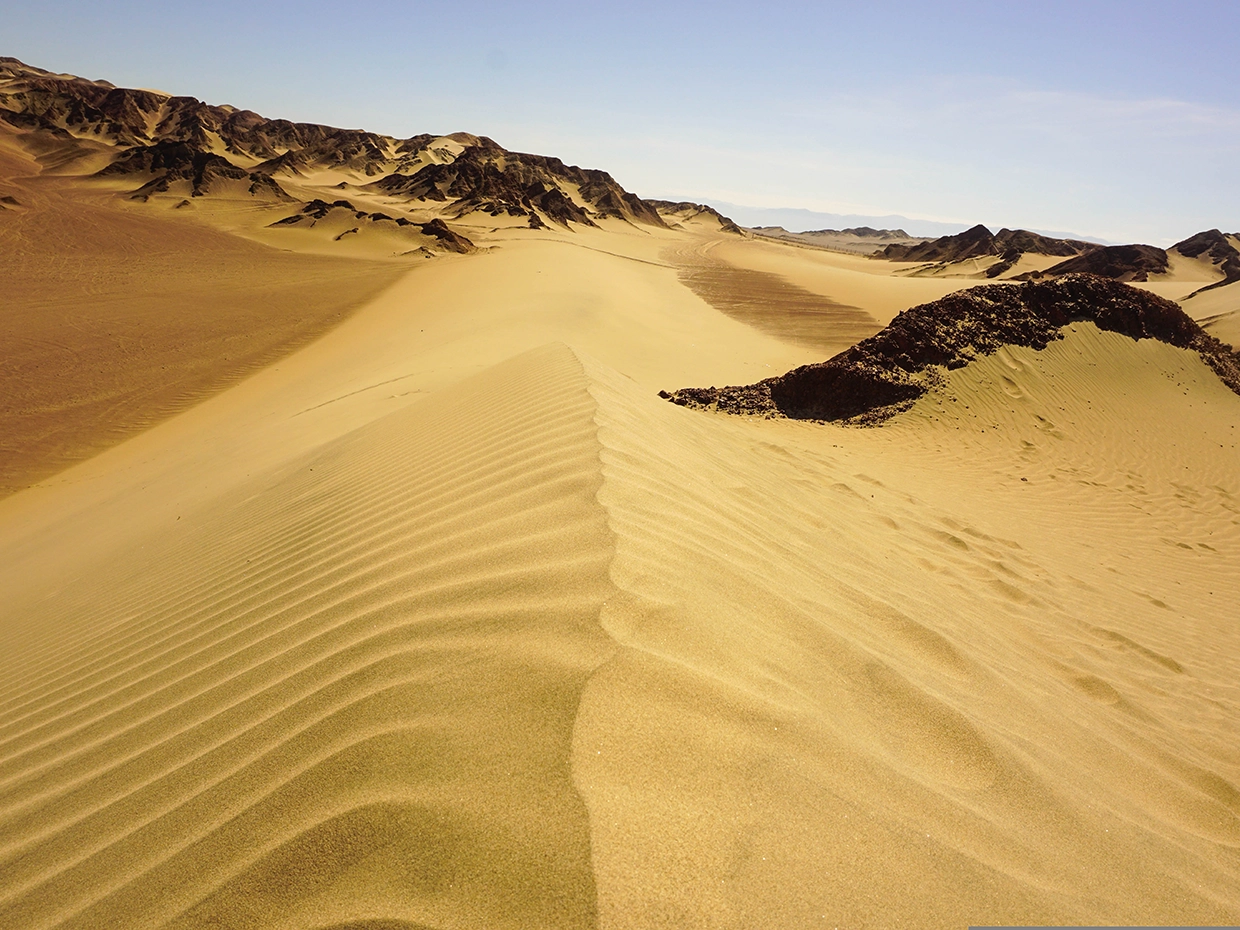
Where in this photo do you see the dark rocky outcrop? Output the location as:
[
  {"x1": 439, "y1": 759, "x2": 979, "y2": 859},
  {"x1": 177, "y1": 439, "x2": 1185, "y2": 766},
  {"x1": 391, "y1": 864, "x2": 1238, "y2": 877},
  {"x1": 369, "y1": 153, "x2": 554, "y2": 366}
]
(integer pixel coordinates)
[
  {"x1": 661, "y1": 275, "x2": 1240, "y2": 424},
  {"x1": 417, "y1": 217, "x2": 475, "y2": 253},
  {"x1": 266, "y1": 201, "x2": 475, "y2": 252},
  {"x1": 879, "y1": 224, "x2": 998, "y2": 262},
  {"x1": 1173, "y1": 229, "x2": 1240, "y2": 295},
  {"x1": 95, "y1": 139, "x2": 293, "y2": 199},
  {"x1": 364, "y1": 145, "x2": 662, "y2": 228},
  {"x1": 880, "y1": 224, "x2": 1097, "y2": 264},
  {"x1": 0, "y1": 57, "x2": 671, "y2": 228},
  {"x1": 1025, "y1": 244, "x2": 1169, "y2": 282}
]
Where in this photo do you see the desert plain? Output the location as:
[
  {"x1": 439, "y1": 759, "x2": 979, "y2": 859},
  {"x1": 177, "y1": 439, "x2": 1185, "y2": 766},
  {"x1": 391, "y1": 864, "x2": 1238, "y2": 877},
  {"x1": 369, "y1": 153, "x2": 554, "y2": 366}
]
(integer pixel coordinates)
[{"x1": 1, "y1": 57, "x2": 1239, "y2": 929}]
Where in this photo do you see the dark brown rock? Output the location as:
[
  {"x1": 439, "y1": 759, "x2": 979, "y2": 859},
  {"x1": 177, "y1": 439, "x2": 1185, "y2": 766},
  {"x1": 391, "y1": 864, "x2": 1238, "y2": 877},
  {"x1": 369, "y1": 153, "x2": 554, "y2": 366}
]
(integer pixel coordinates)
[
  {"x1": 880, "y1": 225, "x2": 1097, "y2": 263},
  {"x1": 1173, "y1": 229, "x2": 1240, "y2": 295},
  {"x1": 663, "y1": 274, "x2": 1240, "y2": 424},
  {"x1": 1, "y1": 58, "x2": 672, "y2": 227},
  {"x1": 1029, "y1": 244, "x2": 1169, "y2": 282}
]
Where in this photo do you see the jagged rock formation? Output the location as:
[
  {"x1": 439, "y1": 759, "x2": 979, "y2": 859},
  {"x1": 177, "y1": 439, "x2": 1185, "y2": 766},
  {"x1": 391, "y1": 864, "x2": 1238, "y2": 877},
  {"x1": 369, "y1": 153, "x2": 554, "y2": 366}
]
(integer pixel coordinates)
[
  {"x1": 268, "y1": 200, "x2": 476, "y2": 252},
  {"x1": 0, "y1": 57, "x2": 681, "y2": 233},
  {"x1": 1173, "y1": 229, "x2": 1240, "y2": 295},
  {"x1": 647, "y1": 200, "x2": 743, "y2": 233},
  {"x1": 1024, "y1": 244, "x2": 1170, "y2": 282},
  {"x1": 363, "y1": 140, "x2": 664, "y2": 228},
  {"x1": 97, "y1": 139, "x2": 294, "y2": 200},
  {"x1": 662, "y1": 275, "x2": 1240, "y2": 424},
  {"x1": 879, "y1": 224, "x2": 1098, "y2": 271}
]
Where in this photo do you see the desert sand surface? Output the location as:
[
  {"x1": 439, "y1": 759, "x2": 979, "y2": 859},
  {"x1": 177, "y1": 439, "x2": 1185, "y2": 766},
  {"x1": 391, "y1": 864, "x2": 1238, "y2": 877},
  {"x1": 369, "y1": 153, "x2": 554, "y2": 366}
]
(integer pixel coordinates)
[
  {"x1": 0, "y1": 135, "x2": 405, "y2": 497},
  {"x1": 1185, "y1": 282, "x2": 1240, "y2": 349},
  {"x1": 3, "y1": 61, "x2": 1240, "y2": 930}
]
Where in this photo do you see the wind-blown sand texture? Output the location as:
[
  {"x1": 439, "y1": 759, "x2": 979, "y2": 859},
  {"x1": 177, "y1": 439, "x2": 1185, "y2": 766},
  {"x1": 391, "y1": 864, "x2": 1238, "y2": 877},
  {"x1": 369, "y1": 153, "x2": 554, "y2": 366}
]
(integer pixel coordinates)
[{"x1": 2, "y1": 59, "x2": 1240, "y2": 929}]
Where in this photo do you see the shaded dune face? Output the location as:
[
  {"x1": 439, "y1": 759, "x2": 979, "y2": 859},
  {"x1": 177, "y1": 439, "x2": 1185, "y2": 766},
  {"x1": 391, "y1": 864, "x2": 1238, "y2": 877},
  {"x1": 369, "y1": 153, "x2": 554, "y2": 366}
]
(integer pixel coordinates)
[
  {"x1": 0, "y1": 346, "x2": 616, "y2": 930},
  {"x1": 0, "y1": 146, "x2": 406, "y2": 498},
  {"x1": 667, "y1": 246, "x2": 880, "y2": 354}
]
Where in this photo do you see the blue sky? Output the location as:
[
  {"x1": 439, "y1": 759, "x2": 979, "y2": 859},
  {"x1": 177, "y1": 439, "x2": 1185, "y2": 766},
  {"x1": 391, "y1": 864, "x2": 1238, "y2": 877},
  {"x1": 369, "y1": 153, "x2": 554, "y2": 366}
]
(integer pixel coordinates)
[{"x1": 7, "y1": 1, "x2": 1239, "y2": 242}]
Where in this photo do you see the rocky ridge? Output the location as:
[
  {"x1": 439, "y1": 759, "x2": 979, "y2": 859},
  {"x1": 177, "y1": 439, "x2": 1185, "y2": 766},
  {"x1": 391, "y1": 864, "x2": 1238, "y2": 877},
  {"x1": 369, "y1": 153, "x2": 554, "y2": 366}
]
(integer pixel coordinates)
[
  {"x1": 880, "y1": 221, "x2": 1240, "y2": 287},
  {"x1": 0, "y1": 57, "x2": 720, "y2": 236},
  {"x1": 662, "y1": 275, "x2": 1240, "y2": 424},
  {"x1": 880, "y1": 224, "x2": 1098, "y2": 276},
  {"x1": 1018, "y1": 231, "x2": 1240, "y2": 286},
  {"x1": 647, "y1": 200, "x2": 743, "y2": 233},
  {"x1": 1019, "y1": 244, "x2": 1169, "y2": 282}
]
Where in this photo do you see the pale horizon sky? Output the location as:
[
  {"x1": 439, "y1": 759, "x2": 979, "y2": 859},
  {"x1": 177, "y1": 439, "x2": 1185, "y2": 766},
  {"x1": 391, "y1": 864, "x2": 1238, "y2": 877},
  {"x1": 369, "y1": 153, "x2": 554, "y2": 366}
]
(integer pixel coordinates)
[{"x1": 7, "y1": 1, "x2": 1239, "y2": 244}]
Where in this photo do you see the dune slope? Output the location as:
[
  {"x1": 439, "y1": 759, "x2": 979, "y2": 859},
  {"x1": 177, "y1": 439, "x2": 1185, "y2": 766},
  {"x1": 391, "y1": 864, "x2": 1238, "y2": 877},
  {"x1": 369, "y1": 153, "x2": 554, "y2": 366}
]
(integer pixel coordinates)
[
  {"x1": 0, "y1": 345, "x2": 618, "y2": 930},
  {"x1": 574, "y1": 328, "x2": 1240, "y2": 927},
  {"x1": 0, "y1": 190, "x2": 1237, "y2": 927},
  {"x1": 0, "y1": 137, "x2": 405, "y2": 497}
]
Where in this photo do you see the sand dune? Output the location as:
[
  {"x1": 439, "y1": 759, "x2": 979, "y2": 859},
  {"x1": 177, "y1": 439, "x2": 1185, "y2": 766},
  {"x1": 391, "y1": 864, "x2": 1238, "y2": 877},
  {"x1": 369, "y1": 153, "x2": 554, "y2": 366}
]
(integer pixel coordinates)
[
  {"x1": 1183, "y1": 282, "x2": 1240, "y2": 349},
  {"x1": 574, "y1": 326, "x2": 1240, "y2": 927},
  {"x1": 0, "y1": 345, "x2": 617, "y2": 930},
  {"x1": 0, "y1": 136, "x2": 404, "y2": 498},
  {"x1": 3, "y1": 59, "x2": 1240, "y2": 929},
  {"x1": 3, "y1": 224, "x2": 1238, "y2": 925}
]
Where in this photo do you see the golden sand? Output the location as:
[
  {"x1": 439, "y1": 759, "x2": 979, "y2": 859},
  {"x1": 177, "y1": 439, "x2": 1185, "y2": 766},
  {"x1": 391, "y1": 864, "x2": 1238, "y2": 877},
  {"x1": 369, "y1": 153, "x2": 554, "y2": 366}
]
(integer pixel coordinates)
[{"x1": 2, "y1": 134, "x2": 1239, "y2": 928}]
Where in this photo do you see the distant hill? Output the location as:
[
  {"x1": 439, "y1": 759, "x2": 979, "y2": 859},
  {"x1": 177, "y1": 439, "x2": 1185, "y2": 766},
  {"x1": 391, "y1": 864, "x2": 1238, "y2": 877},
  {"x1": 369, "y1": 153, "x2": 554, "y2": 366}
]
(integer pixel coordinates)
[
  {"x1": 1023, "y1": 244, "x2": 1169, "y2": 282},
  {"x1": 1019, "y1": 229, "x2": 1240, "y2": 287},
  {"x1": 879, "y1": 224, "x2": 1098, "y2": 274},
  {"x1": 751, "y1": 225, "x2": 928, "y2": 255},
  {"x1": 873, "y1": 222, "x2": 1240, "y2": 288},
  {"x1": 1174, "y1": 229, "x2": 1240, "y2": 295},
  {"x1": 703, "y1": 202, "x2": 974, "y2": 238}
]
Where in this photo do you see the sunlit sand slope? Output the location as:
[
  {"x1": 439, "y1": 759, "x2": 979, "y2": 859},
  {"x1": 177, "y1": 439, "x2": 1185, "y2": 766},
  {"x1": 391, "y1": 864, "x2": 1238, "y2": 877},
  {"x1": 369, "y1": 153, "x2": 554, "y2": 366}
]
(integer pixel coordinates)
[
  {"x1": 0, "y1": 345, "x2": 617, "y2": 930},
  {"x1": 0, "y1": 221, "x2": 1237, "y2": 929},
  {"x1": 575, "y1": 325, "x2": 1240, "y2": 927}
]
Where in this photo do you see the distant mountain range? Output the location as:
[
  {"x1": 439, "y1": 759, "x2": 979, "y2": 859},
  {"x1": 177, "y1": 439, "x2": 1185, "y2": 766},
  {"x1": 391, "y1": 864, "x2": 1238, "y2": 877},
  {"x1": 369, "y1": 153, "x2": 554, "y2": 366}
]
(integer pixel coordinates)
[
  {"x1": 2, "y1": 57, "x2": 1234, "y2": 294},
  {"x1": 878, "y1": 223, "x2": 1240, "y2": 292},
  {"x1": 0, "y1": 57, "x2": 735, "y2": 245},
  {"x1": 695, "y1": 201, "x2": 1111, "y2": 244}
]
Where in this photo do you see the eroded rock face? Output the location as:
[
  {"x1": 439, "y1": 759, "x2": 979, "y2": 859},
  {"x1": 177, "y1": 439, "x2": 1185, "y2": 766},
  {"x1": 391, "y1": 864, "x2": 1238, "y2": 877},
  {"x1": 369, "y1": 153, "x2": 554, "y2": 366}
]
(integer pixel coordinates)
[
  {"x1": 0, "y1": 57, "x2": 675, "y2": 231},
  {"x1": 879, "y1": 224, "x2": 1097, "y2": 263},
  {"x1": 662, "y1": 274, "x2": 1240, "y2": 424},
  {"x1": 1173, "y1": 229, "x2": 1240, "y2": 294},
  {"x1": 1027, "y1": 244, "x2": 1170, "y2": 282}
]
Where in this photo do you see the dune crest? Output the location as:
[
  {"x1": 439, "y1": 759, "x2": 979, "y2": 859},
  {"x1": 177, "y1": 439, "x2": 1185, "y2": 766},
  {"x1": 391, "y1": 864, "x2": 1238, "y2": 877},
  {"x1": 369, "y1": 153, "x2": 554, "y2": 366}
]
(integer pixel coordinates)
[{"x1": 0, "y1": 345, "x2": 619, "y2": 930}]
